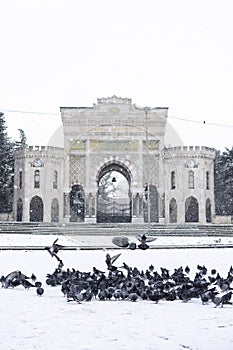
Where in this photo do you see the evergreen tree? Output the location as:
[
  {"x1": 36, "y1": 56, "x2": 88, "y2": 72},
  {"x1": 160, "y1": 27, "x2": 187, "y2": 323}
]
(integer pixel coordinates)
[
  {"x1": 0, "y1": 112, "x2": 14, "y2": 212},
  {"x1": 214, "y1": 147, "x2": 233, "y2": 216},
  {"x1": 15, "y1": 128, "x2": 27, "y2": 148}
]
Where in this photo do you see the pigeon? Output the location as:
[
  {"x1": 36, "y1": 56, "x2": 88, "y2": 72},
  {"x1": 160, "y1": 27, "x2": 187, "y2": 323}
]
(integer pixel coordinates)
[
  {"x1": 36, "y1": 287, "x2": 44, "y2": 296},
  {"x1": 31, "y1": 273, "x2": 37, "y2": 282},
  {"x1": 112, "y1": 236, "x2": 130, "y2": 248},
  {"x1": 128, "y1": 293, "x2": 138, "y2": 302},
  {"x1": 0, "y1": 271, "x2": 29, "y2": 289},
  {"x1": 105, "y1": 253, "x2": 121, "y2": 271},
  {"x1": 35, "y1": 281, "x2": 42, "y2": 288},
  {"x1": 45, "y1": 238, "x2": 65, "y2": 265},
  {"x1": 211, "y1": 291, "x2": 232, "y2": 308},
  {"x1": 136, "y1": 233, "x2": 157, "y2": 250},
  {"x1": 21, "y1": 278, "x2": 36, "y2": 290},
  {"x1": 45, "y1": 238, "x2": 65, "y2": 257}
]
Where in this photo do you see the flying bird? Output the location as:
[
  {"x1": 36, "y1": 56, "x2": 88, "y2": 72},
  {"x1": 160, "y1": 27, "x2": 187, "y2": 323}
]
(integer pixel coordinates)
[
  {"x1": 45, "y1": 238, "x2": 65, "y2": 265},
  {"x1": 46, "y1": 238, "x2": 65, "y2": 257},
  {"x1": 105, "y1": 253, "x2": 121, "y2": 271},
  {"x1": 137, "y1": 233, "x2": 157, "y2": 250}
]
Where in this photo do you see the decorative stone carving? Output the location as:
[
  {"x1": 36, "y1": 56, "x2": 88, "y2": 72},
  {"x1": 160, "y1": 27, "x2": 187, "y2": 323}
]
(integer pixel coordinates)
[
  {"x1": 70, "y1": 156, "x2": 85, "y2": 185},
  {"x1": 97, "y1": 95, "x2": 132, "y2": 105}
]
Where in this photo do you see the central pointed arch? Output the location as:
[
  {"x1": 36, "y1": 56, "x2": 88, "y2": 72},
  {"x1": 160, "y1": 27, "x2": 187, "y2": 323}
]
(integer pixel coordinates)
[{"x1": 96, "y1": 161, "x2": 132, "y2": 223}]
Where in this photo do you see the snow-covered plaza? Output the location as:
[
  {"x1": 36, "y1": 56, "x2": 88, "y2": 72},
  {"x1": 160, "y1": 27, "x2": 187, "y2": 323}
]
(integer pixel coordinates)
[{"x1": 0, "y1": 234, "x2": 233, "y2": 350}]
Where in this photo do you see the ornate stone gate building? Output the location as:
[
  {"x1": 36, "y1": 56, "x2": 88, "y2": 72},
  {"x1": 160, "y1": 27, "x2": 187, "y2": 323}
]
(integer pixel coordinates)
[{"x1": 13, "y1": 96, "x2": 216, "y2": 224}]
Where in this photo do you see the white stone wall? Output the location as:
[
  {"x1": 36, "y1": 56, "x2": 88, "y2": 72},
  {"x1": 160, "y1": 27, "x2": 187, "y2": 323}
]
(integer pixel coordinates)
[
  {"x1": 164, "y1": 146, "x2": 216, "y2": 224},
  {"x1": 14, "y1": 146, "x2": 65, "y2": 222}
]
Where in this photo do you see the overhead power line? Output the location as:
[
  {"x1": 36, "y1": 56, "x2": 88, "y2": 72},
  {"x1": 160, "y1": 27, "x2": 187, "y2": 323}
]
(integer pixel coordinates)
[
  {"x1": 0, "y1": 108, "x2": 59, "y2": 116},
  {"x1": 168, "y1": 116, "x2": 233, "y2": 128},
  {"x1": 1, "y1": 107, "x2": 233, "y2": 128}
]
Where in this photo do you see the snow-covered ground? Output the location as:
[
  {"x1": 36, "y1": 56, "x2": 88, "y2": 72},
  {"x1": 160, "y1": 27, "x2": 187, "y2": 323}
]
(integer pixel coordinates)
[
  {"x1": 0, "y1": 233, "x2": 233, "y2": 248},
  {"x1": 0, "y1": 235, "x2": 233, "y2": 350}
]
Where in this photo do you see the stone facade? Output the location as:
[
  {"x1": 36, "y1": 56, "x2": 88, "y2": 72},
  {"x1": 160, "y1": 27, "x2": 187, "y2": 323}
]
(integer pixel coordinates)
[{"x1": 13, "y1": 96, "x2": 216, "y2": 224}]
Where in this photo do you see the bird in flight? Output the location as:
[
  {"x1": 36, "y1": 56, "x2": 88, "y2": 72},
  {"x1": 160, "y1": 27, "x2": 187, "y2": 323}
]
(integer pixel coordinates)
[{"x1": 45, "y1": 238, "x2": 65, "y2": 265}]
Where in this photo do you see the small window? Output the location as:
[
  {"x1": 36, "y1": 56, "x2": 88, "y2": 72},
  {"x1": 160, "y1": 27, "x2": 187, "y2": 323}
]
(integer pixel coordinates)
[
  {"x1": 206, "y1": 171, "x2": 210, "y2": 190},
  {"x1": 171, "y1": 171, "x2": 176, "y2": 189},
  {"x1": 188, "y1": 170, "x2": 194, "y2": 189},
  {"x1": 34, "y1": 170, "x2": 40, "y2": 189},
  {"x1": 19, "y1": 170, "x2": 22, "y2": 189},
  {"x1": 53, "y1": 170, "x2": 58, "y2": 189}
]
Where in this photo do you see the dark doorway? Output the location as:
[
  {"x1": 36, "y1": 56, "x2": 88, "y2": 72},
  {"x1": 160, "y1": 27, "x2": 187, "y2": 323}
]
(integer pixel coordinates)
[
  {"x1": 185, "y1": 196, "x2": 199, "y2": 222},
  {"x1": 30, "y1": 196, "x2": 43, "y2": 222},
  {"x1": 70, "y1": 185, "x2": 85, "y2": 222}
]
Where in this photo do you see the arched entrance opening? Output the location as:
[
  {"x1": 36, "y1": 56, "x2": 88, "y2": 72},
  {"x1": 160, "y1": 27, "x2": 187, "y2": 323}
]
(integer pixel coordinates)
[
  {"x1": 169, "y1": 198, "x2": 177, "y2": 223},
  {"x1": 16, "y1": 198, "x2": 23, "y2": 221},
  {"x1": 51, "y1": 198, "x2": 59, "y2": 222},
  {"x1": 30, "y1": 196, "x2": 43, "y2": 222},
  {"x1": 70, "y1": 184, "x2": 85, "y2": 222},
  {"x1": 97, "y1": 163, "x2": 131, "y2": 223},
  {"x1": 206, "y1": 198, "x2": 211, "y2": 223},
  {"x1": 185, "y1": 196, "x2": 199, "y2": 222}
]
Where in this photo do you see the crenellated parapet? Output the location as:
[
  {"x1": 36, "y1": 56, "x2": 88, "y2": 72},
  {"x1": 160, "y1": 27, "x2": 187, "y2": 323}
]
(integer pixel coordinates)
[
  {"x1": 14, "y1": 145, "x2": 65, "y2": 160},
  {"x1": 163, "y1": 145, "x2": 216, "y2": 160}
]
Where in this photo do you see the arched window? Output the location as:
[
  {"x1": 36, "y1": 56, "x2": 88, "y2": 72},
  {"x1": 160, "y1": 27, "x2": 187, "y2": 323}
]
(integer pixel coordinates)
[
  {"x1": 206, "y1": 198, "x2": 211, "y2": 223},
  {"x1": 19, "y1": 170, "x2": 22, "y2": 189},
  {"x1": 206, "y1": 171, "x2": 210, "y2": 190},
  {"x1": 171, "y1": 171, "x2": 176, "y2": 189},
  {"x1": 34, "y1": 170, "x2": 40, "y2": 188},
  {"x1": 53, "y1": 170, "x2": 58, "y2": 189},
  {"x1": 188, "y1": 171, "x2": 194, "y2": 189}
]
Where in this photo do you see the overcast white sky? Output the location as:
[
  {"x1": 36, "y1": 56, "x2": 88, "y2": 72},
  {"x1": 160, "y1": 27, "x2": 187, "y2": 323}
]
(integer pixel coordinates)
[{"x1": 0, "y1": 0, "x2": 233, "y2": 150}]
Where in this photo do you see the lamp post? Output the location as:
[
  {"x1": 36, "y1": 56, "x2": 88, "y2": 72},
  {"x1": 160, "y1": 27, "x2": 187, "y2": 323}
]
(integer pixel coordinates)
[{"x1": 144, "y1": 106, "x2": 151, "y2": 231}]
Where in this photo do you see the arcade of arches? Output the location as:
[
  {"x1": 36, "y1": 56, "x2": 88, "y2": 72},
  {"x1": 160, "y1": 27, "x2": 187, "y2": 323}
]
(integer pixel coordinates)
[{"x1": 16, "y1": 191, "x2": 212, "y2": 225}]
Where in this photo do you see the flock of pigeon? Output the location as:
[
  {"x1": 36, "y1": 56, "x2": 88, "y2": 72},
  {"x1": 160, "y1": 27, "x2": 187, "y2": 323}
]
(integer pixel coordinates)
[
  {"x1": 1, "y1": 235, "x2": 233, "y2": 307},
  {"x1": 0, "y1": 238, "x2": 64, "y2": 297}
]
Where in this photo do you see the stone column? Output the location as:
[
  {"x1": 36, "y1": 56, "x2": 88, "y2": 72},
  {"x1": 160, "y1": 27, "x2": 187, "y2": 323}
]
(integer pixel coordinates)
[
  {"x1": 132, "y1": 192, "x2": 144, "y2": 223},
  {"x1": 198, "y1": 197, "x2": 206, "y2": 224},
  {"x1": 63, "y1": 191, "x2": 70, "y2": 223},
  {"x1": 23, "y1": 197, "x2": 30, "y2": 222},
  {"x1": 85, "y1": 192, "x2": 97, "y2": 223}
]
